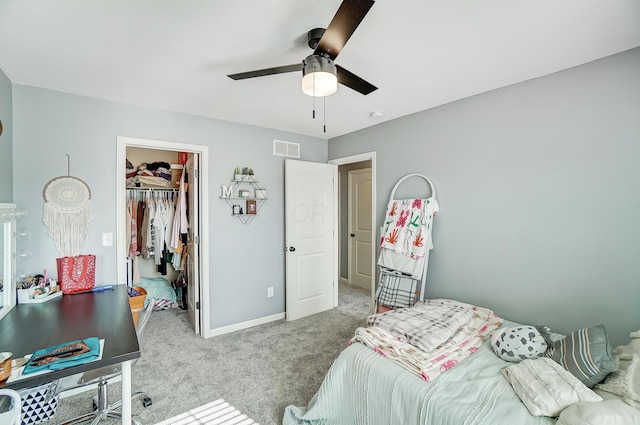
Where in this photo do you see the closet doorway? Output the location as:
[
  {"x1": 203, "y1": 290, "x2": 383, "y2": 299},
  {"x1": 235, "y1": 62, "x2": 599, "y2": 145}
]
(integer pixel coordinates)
[
  {"x1": 329, "y1": 153, "x2": 376, "y2": 309},
  {"x1": 348, "y1": 167, "x2": 372, "y2": 289},
  {"x1": 116, "y1": 136, "x2": 210, "y2": 337}
]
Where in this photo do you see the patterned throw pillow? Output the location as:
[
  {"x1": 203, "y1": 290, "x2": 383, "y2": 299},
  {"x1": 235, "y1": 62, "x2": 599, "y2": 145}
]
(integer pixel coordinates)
[
  {"x1": 547, "y1": 324, "x2": 617, "y2": 387},
  {"x1": 491, "y1": 325, "x2": 548, "y2": 362}
]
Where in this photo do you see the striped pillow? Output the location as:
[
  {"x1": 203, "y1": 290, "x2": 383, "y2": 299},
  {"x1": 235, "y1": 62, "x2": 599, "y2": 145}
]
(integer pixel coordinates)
[{"x1": 547, "y1": 324, "x2": 617, "y2": 387}]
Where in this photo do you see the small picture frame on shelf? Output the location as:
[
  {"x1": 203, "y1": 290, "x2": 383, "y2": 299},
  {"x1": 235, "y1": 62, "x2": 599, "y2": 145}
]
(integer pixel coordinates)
[
  {"x1": 246, "y1": 200, "x2": 257, "y2": 215},
  {"x1": 238, "y1": 189, "x2": 250, "y2": 198},
  {"x1": 232, "y1": 205, "x2": 242, "y2": 215}
]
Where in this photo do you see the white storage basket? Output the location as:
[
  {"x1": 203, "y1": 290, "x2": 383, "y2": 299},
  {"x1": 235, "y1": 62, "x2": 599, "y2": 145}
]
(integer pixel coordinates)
[{"x1": 18, "y1": 381, "x2": 59, "y2": 424}]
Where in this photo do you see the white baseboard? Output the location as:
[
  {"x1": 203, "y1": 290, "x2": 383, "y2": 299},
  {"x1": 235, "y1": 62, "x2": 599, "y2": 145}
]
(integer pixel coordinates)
[
  {"x1": 339, "y1": 277, "x2": 349, "y2": 285},
  {"x1": 203, "y1": 312, "x2": 285, "y2": 338}
]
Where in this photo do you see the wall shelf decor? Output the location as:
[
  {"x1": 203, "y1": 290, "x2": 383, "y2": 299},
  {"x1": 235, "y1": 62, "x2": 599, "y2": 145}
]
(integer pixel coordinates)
[{"x1": 220, "y1": 174, "x2": 266, "y2": 225}]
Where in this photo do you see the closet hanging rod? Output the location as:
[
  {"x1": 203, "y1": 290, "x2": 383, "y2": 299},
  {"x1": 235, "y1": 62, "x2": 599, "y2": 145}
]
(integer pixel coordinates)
[{"x1": 126, "y1": 187, "x2": 177, "y2": 191}]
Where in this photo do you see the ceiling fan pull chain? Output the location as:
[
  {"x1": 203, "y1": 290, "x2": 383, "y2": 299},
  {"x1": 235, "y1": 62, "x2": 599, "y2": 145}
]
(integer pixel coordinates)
[
  {"x1": 323, "y1": 96, "x2": 327, "y2": 133},
  {"x1": 312, "y1": 73, "x2": 316, "y2": 119}
]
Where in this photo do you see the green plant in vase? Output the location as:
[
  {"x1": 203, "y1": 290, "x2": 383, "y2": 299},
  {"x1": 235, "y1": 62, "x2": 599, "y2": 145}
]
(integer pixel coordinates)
[{"x1": 241, "y1": 167, "x2": 250, "y2": 181}]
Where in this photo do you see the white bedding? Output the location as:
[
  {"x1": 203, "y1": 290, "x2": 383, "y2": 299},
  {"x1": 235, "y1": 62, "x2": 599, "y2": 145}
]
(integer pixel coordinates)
[
  {"x1": 283, "y1": 322, "x2": 558, "y2": 425},
  {"x1": 502, "y1": 357, "x2": 602, "y2": 417}
]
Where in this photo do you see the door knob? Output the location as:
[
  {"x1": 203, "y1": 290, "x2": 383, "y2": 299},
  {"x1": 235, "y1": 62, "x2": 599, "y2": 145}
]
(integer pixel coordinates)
[
  {"x1": 350, "y1": 233, "x2": 355, "y2": 237},
  {"x1": 289, "y1": 246, "x2": 296, "y2": 252}
]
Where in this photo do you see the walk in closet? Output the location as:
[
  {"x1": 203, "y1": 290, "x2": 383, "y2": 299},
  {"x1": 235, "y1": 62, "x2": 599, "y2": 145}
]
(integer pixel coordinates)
[
  {"x1": 124, "y1": 147, "x2": 186, "y2": 308},
  {"x1": 117, "y1": 137, "x2": 207, "y2": 337},
  {"x1": 123, "y1": 145, "x2": 205, "y2": 320}
]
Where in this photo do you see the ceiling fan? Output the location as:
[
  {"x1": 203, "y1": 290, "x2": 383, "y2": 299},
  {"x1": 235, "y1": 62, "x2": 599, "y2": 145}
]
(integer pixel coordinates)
[{"x1": 227, "y1": 0, "x2": 377, "y2": 97}]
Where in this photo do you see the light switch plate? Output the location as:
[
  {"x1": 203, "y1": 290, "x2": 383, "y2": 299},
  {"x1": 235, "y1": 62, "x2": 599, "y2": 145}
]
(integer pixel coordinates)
[{"x1": 102, "y1": 232, "x2": 113, "y2": 247}]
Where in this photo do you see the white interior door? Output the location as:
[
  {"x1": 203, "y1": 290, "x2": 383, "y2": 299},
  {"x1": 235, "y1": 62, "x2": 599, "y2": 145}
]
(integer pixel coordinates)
[
  {"x1": 186, "y1": 156, "x2": 200, "y2": 334},
  {"x1": 348, "y1": 168, "x2": 372, "y2": 290},
  {"x1": 285, "y1": 159, "x2": 336, "y2": 321}
]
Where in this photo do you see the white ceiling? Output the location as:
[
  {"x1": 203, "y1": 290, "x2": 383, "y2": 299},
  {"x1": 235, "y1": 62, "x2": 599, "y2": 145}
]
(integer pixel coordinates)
[{"x1": 1, "y1": 0, "x2": 639, "y2": 139}]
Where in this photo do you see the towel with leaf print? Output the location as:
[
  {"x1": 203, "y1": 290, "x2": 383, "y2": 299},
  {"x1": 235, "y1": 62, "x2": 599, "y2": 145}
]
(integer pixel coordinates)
[{"x1": 380, "y1": 197, "x2": 438, "y2": 258}]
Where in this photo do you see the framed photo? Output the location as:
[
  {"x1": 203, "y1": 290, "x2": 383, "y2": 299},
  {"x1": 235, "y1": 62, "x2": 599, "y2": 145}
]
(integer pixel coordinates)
[{"x1": 246, "y1": 200, "x2": 257, "y2": 215}]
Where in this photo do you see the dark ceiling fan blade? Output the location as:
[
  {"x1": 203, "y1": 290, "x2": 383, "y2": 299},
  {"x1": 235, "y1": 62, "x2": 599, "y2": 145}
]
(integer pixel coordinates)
[
  {"x1": 336, "y1": 64, "x2": 377, "y2": 95},
  {"x1": 227, "y1": 63, "x2": 303, "y2": 80},
  {"x1": 314, "y1": 0, "x2": 375, "y2": 61}
]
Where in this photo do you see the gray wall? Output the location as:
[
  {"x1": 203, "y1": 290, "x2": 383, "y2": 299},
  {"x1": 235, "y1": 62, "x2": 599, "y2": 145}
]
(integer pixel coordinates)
[
  {"x1": 11, "y1": 85, "x2": 327, "y2": 331},
  {"x1": 329, "y1": 47, "x2": 640, "y2": 347},
  {"x1": 0, "y1": 67, "x2": 12, "y2": 202}
]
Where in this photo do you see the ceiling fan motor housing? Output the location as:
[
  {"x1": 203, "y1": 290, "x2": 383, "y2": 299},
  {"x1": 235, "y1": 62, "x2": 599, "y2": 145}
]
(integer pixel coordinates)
[
  {"x1": 303, "y1": 55, "x2": 336, "y2": 74},
  {"x1": 307, "y1": 28, "x2": 326, "y2": 50}
]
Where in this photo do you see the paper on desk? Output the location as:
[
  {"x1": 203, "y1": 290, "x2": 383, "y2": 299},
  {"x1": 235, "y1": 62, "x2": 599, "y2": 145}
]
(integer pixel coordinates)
[{"x1": 6, "y1": 339, "x2": 104, "y2": 384}]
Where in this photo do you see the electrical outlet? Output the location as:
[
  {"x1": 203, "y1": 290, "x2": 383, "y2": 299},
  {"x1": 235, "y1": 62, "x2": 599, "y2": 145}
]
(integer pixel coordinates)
[{"x1": 267, "y1": 287, "x2": 274, "y2": 298}]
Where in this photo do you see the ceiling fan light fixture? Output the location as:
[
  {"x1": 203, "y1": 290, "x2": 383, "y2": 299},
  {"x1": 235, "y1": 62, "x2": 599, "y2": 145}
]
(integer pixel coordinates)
[{"x1": 301, "y1": 55, "x2": 337, "y2": 97}]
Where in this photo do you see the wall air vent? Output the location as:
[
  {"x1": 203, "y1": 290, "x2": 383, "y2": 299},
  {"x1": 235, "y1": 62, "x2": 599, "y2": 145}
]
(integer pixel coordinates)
[{"x1": 273, "y1": 140, "x2": 300, "y2": 158}]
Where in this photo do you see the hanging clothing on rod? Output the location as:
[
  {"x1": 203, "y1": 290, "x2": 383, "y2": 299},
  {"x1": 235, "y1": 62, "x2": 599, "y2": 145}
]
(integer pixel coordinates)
[
  {"x1": 169, "y1": 164, "x2": 189, "y2": 271},
  {"x1": 124, "y1": 186, "x2": 186, "y2": 282}
]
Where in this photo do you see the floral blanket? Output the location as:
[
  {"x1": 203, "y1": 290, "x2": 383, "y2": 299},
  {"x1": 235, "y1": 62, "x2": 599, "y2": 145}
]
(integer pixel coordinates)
[
  {"x1": 380, "y1": 197, "x2": 438, "y2": 258},
  {"x1": 351, "y1": 299, "x2": 502, "y2": 381}
]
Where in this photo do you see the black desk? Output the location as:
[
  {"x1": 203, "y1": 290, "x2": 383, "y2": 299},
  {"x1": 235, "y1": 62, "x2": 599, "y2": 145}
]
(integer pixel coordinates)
[{"x1": 0, "y1": 285, "x2": 140, "y2": 425}]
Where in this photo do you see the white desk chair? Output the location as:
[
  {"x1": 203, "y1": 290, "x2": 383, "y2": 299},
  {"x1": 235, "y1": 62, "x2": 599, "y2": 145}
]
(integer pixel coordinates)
[
  {"x1": 55, "y1": 300, "x2": 154, "y2": 425},
  {"x1": 0, "y1": 388, "x2": 22, "y2": 425}
]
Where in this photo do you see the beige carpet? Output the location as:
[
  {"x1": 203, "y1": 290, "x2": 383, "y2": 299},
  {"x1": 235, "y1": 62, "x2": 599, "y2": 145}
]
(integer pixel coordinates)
[{"x1": 42, "y1": 283, "x2": 372, "y2": 425}]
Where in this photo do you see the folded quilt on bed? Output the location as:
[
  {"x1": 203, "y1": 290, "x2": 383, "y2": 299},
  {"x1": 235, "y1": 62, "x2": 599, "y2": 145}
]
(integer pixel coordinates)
[
  {"x1": 366, "y1": 298, "x2": 489, "y2": 352},
  {"x1": 352, "y1": 298, "x2": 502, "y2": 381}
]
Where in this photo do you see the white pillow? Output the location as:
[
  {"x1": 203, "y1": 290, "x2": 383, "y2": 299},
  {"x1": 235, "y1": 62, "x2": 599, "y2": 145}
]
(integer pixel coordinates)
[
  {"x1": 501, "y1": 357, "x2": 602, "y2": 417},
  {"x1": 491, "y1": 325, "x2": 548, "y2": 362},
  {"x1": 596, "y1": 353, "x2": 640, "y2": 409},
  {"x1": 557, "y1": 399, "x2": 640, "y2": 425}
]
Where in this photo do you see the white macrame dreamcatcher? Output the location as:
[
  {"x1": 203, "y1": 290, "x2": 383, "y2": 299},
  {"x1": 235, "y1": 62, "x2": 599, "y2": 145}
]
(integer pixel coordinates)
[{"x1": 42, "y1": 155, "x2": 93, "y2": 257}]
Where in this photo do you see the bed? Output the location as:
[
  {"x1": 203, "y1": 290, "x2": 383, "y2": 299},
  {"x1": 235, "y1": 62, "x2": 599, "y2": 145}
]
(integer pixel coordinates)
[{"x1": 283, "y1": 299, "x2": 637, "y2": 425}]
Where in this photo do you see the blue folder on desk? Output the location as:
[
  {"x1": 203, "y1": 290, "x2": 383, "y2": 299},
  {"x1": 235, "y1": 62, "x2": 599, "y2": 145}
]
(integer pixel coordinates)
[{"x1": 22, "y1": 337, "x2": 101, "y2": 375}]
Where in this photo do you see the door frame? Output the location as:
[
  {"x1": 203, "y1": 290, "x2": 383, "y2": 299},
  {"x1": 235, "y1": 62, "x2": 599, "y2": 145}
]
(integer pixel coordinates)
[
  {"x1": 115, "y1": 136, "x2": 210, "y2": 337},
  {"x1": 329, "y1": 152, "x2": 376, "y2": 307}
]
